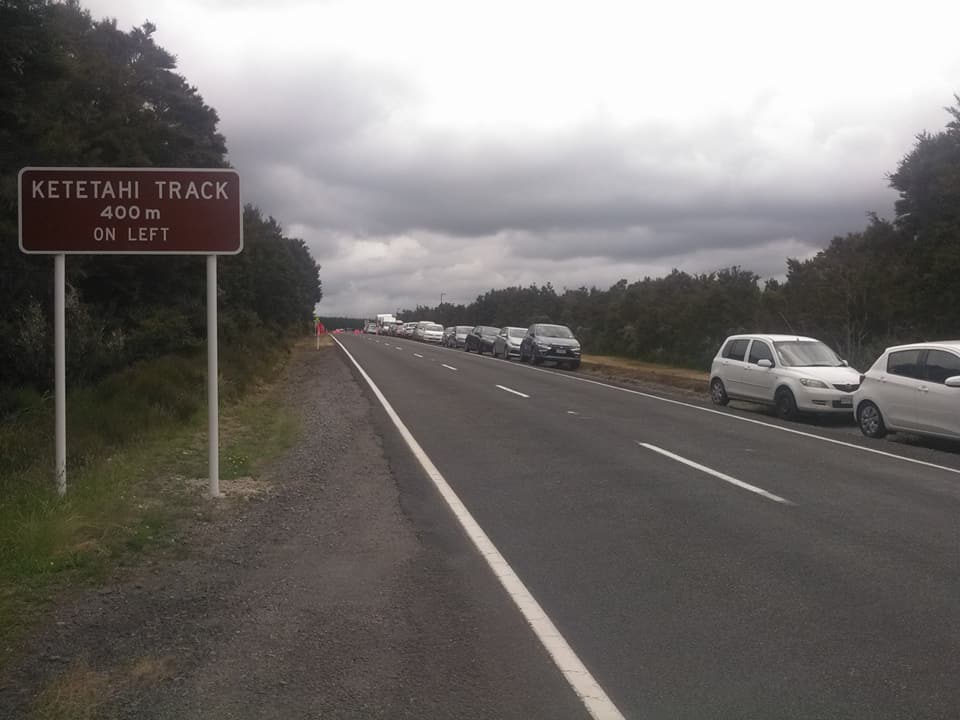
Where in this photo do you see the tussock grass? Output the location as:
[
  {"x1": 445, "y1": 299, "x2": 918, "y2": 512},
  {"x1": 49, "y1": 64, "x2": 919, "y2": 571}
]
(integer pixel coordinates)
[{"x1": 0, "y1": 330, "x2": 306, "y2": 669}]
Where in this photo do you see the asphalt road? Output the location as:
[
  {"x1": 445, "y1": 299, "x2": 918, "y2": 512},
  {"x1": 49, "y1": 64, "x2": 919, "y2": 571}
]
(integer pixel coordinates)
[{"x1": 336, "y1": 333, "x2": 960, "y2": 720}]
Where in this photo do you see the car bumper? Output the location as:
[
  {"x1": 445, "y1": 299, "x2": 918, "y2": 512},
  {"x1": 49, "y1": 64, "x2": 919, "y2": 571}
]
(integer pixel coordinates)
[
  {"x1": 424, "y1": 336, "x2": 443, "y2": 343},
  {"x1": 796, "y1": 388, "x2": 855, "y2": 413},
  {"x1": 536, "y1": 351, "x2": 580, "y2": 363}
]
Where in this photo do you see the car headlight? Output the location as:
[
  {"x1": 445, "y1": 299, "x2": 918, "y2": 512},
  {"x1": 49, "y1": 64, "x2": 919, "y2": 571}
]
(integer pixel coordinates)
[{"x1": 799, "y1": 378, "x2": 828, "y2": 388}]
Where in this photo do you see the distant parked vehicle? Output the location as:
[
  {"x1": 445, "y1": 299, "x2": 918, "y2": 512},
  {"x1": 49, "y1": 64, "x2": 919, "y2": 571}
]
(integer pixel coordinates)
[
  {"x1": 445, "y1": 325, "x2": 473, "y2": 348},
  {"x1": 854, "y1": 341, "x2": 960, "y2": 442},
  {"x1": 364, "y1": 321, "x2": 378, "y2": 334},
  {"x1": 400, "y1": 322, "x2": 417, "y2": 338},
  {"x1": 464, "y1": 326, "x2": 500, "y2": 354},
  {"x1": 418, "y1": 322, "x2": 444, "y2": 343},
  {"x1": 709, "y1": 334, "x2": 861, "y2": 420},
  {"x1": 519, "y1": 324, "x2": 581, "y2": 369},
  {"x1": 492, "y1": 326, "x2": 526, "y2": 360}
]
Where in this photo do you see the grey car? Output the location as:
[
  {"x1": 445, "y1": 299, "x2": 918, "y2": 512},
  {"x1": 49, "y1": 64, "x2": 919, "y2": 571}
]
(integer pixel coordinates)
[
  {"x1": 519, "y1": 324, "x2": 581, "y2": 369},
  {"x1": 492, "y1": 327, "x2": 526, "y2": 360}
]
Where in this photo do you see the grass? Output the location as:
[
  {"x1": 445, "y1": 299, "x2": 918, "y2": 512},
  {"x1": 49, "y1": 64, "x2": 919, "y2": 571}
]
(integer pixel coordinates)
[
  {"x1": 581, "y1": 354, "x2": 710, "y2": 392},
  {"x1": 0, "y1": 331, "x2": 307, "y2": 673}
]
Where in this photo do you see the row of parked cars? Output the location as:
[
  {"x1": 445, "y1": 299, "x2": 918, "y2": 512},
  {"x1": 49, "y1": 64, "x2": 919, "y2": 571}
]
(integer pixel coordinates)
[
  {"x1": 709, "y1": 333, "x2": 960, "y2": 443},
  {"x1": 387, "y1": 320, "x2": 583, "y2": 369}
]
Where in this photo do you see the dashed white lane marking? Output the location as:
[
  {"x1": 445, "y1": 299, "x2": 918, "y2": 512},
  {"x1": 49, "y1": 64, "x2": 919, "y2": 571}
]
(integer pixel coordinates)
[
  {"x1": 414, "y1": 353, "x2": 424, "y2": 358},
  {"x1": 496, "y1": 384, "x2": 530, "y2": 398},
  {"x1": 395, "y1": 346, "x2": 403, "y2": 350},
  {"x1": 333, "y1": 337, "x2": 624, "y2": 720},
  {"x1": 637, "y1": 442, "x2": 794, "y2": 505},
  {"x1": 494, "y1": 360, "x2": 960, "y2": 479},
  {"x1": 567, "y1": 410, "x2": 579, "y2": 415},
  {"x1": 442, "y1": 364, "x2": 458, "y2": 371}
]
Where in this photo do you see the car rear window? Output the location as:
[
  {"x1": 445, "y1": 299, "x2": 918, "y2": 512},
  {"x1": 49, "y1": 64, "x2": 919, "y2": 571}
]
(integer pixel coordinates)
[
  {"x1": 887, "y1": 349, "x2": 923, "y2": 379},
  {"x1": 924, "y1": 349, "x2": 960, "y2": 384},
  {"x1": 722, "y1": 339, "x2": 749, "y2": 361}
]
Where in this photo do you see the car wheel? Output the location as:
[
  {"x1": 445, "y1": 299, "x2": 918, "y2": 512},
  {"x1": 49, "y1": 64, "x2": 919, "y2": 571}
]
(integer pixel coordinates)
[
  {"x1": 857, "y1": 401, "x2": 887, "y2": 439},
  {"x1": 531, "y1": 349, "x2": 541, "y2": 366},
  {"x1": 775, "y1": 387, "x2": 798, "y2": 420},
  {"x1": 569, "y1": 361, "x2": 580, "y2": 370},
  {"x1": 710, "y1": 378, "x2": 729, "y2": 406}
]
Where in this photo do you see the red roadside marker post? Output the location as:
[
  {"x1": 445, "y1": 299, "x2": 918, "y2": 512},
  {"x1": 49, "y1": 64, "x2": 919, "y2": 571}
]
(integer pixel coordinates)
[{"x1": 18, "y1": 167, "x2": 242, "y2": 498}]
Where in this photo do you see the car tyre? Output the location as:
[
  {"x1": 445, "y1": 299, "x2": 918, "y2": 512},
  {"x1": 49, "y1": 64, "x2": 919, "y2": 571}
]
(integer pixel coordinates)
[
  {"x1": 857, "y1": 401, "x2": 887, "y2": 439},
  {"x1": 775, "y1": 387, "x2": 798, "y2": 420},
  {"x1": 710, "y1": 378, "x2": 729, "y2": 406},
  {"x1": 531, "y1": 349, "x2": 541, "y2": 366}
]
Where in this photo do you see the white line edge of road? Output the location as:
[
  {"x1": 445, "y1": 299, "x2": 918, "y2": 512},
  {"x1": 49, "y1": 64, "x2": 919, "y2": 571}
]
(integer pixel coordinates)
[
  {"x1": 496, "y1": 384, "x2": 530, "y2": 398},
  {"x1": 637, "y1": 442, "x2": 794, "y2": 505},
  {"x1": 332, "y1": 336, "x2": 625, "y2": 720}
]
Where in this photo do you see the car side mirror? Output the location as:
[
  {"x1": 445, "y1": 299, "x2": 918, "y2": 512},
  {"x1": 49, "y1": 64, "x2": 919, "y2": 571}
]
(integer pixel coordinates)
[
  {"x1": 945, "y1": 376, "x2": 960, "y2": 388},
  {"x1": 757, "y1": 359, "x2": 772, "y2": 369}
]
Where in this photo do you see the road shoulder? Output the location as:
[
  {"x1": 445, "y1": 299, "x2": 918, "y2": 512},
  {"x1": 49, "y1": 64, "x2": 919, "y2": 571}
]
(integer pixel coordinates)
[{"x1": 0, "y1": 343, "x2": 589, "y2": 720}]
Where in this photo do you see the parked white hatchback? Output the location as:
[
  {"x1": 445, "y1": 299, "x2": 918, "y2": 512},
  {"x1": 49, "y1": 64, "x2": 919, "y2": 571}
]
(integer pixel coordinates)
[
  {"x1": 710, "y1": 334, "x2": 862, "y2": 419},
  {"x1": 853, "y1": 341, "x2": 960, "y2": 441}
]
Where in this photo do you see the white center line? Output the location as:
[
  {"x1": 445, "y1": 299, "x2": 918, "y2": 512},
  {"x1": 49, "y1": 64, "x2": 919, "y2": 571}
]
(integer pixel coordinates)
[
  {"x1": 414, "y1": 353, "x2": 424, "y2": 358},
  {"x1": 637, "y1": 442, "x2": 794, "y2": 505},
  {"x1": 496, "y1": 384, "x2": 530, "y2": 398},
  {"x1": 395, "y1": 346, "x2": 403, "y2": 350},
  {"x1": 442, "y1": 364, "x2": 458, "y2": 371}
]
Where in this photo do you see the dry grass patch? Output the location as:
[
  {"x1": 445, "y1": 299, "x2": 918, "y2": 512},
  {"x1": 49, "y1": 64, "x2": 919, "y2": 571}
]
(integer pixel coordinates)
[
  {"x1": 31, "y1": 660, "x2": 111, "y2": 720},
  {"x1": 581, "y1": 354, "x2": 709, "y2": 392}
]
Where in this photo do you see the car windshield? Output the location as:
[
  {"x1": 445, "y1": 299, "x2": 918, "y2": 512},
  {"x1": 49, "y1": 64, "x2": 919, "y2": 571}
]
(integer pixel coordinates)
[
  {"x1": 508, "y1": 328, "x2": 525, "y2": 338},
  {"x1": 456, "y1": 326, "x2": 472, "y2": 333},
  {"x1": 426, "y1": 323, "x2": 443, "y2": 331},
  {"x1": 481, "y1": 326, "x2": 498, "y2": 335},
  {"x1": 538, "y1": 325, "x2": 574, "y2": 339},
  {"x1": 774, "y1": 340, "x2": 843, "y2": 367}
]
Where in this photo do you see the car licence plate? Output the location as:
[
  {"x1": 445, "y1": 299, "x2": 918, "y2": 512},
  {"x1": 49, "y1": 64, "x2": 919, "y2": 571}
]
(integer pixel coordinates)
[{"x1": 556, "y1": 348, "x2": 566, "y2": 354}]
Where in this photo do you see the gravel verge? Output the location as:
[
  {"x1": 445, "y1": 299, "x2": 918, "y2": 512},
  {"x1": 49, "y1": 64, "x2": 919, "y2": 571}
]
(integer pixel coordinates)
[{"x1": 0, "y1": 343, "x2": 589, "y2": 720}]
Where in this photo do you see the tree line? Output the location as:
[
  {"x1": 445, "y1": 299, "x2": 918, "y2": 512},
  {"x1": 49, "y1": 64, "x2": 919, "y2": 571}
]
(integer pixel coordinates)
[
  {"x1": 401, "y1": 99, "x2": 960, "y2": 371},
  {"x1": 1, "y1": 0, "x2": 322, "y2": 406}
]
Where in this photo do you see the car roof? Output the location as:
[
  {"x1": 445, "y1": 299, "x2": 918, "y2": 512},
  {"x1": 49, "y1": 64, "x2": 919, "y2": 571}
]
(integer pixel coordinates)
[
  {"x1": 883, "y1": 340, "x2": 960, "y2": 353},
  {"x1": 724, "y1": 333, "x2": 820, "y2": 343}
]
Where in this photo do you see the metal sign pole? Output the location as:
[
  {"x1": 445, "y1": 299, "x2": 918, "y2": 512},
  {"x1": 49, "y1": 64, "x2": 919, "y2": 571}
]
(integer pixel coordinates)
[
  {"x1": 207, "y1": 254, "x2": 220, "y2": 497},
  {"x1": 54, "y1": 253, "x2": 66, "y2": 496}
]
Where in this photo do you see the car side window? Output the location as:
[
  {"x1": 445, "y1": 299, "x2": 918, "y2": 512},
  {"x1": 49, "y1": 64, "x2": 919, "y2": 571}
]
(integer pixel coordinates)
[
  {"x1": 722, "y1": 339, "x2": 749, "y2": 361},
  {"x1": 748, "y1": 341, "x2": 774, "y2": 365},
  {"x1": 924, "y1": 350, "x2": 960, "y2": 384},
  {"x1": 887, "y1": 349, "x2": 924, "y2": 379}
]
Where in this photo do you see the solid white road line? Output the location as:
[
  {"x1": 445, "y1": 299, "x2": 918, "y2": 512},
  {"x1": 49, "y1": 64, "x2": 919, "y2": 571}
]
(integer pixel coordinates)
[
  {"x1": 414, "y1": 353, "x2": 424, "y2": 358},
  {"x1": 333, "y1": 337, "x2": 625, "y2": 720},
  {"x1": 496, "y1": 384, "x2": 530, "y2": 398},
  {"x1": 637, "y1": 442, "x2": 793, "y2": 505},
  {"x1": 442, "y1": 364, "x2": 458, "y2": 371}
]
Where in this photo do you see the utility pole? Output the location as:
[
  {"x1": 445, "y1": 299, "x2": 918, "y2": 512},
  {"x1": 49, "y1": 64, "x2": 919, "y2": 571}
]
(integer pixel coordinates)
[{"x1": 440, "y1": 292, "x2": 446, "y2": 306}]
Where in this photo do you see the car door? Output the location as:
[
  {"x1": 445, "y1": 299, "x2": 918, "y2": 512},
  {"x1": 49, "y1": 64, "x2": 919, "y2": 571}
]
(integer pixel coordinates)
[
  {"x1": 878, "y1": 349, "x2": 925, "y2": 430},
  {"x1": 915, "y1": 349, "x2": 960, "y2": 438},
  {"x1": 741, "y1": 339, "x2": 778, "y2": 401},
  {"x1": 494, "y1": 328, "x2": 507, "y2": 356},
  {"x1": 717, "y1": 338, "x2": 751, "y2": 397}
]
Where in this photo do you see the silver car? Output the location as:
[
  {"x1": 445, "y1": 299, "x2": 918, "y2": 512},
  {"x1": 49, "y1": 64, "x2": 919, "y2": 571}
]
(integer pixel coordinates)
[{"x1": 492, "y1": 326, "x2": 526, "y2": 360}]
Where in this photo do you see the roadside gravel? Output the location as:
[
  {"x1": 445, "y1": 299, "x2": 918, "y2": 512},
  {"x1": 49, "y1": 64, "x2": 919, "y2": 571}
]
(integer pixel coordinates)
[{"x1": 0, "y1": 343, "x2": 589, "y2": 719}]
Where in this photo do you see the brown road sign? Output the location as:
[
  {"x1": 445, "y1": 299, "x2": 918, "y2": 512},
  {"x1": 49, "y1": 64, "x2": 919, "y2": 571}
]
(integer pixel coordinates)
[{"x1": 18, "y1": 167, "x2": 242, "y2": 254}]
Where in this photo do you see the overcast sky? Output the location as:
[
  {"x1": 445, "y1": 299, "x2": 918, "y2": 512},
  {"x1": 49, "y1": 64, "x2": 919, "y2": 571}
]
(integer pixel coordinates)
[{"x1": 84, "y1": 0, "x2": 960, "y2": 317}]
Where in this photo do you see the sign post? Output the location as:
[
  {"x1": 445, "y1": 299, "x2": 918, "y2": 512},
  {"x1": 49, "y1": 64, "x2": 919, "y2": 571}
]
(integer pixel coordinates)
[{"x1": 19, "y1": 167, "x2": 242, "y2": 497}]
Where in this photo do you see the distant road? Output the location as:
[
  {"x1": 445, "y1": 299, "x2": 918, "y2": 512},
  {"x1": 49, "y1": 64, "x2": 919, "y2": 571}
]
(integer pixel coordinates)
[{"x1": 337, "y1": 333, "x2": 960, "y2": 720}]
